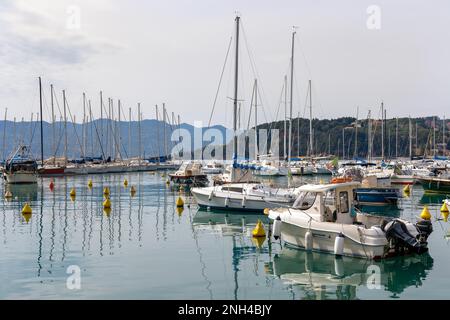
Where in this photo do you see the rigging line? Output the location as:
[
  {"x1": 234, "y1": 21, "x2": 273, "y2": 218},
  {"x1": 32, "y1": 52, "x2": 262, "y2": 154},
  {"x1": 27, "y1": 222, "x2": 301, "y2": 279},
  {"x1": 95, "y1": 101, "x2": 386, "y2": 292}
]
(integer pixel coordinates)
[
  {"x1": 245, "y1": 81, "x2": 256, "y2": 131},
  {"x1": 101, "y1": 98, "x2": 123, "y2": 160},
  {"x1": 240, "y1": 21, "x2": 274, "y2": 124},
  {"x1": 208, "y1": 36, "x2": 233, "y2": 128},
  {"x1": 64, "y1": 97, "x2": 85, "y2": 157},
  {"x1": 89, "y1": 106, "x2": 107, "y2": 161}
]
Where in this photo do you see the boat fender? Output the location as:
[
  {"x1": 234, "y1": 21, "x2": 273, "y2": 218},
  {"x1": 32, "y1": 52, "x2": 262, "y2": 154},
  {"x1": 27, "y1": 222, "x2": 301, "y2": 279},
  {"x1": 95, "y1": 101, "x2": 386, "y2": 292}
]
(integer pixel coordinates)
[
  {"x1": 272, "y1": 216, "x2": 282, "y2": 240},
  {"x1": 334, "y1": 233, "x2": 345, "y2": 256},
  {"x1": 242, "y1": 196, "x2": 246, "y2": 208},
  {"x1": 334, "y1": 257, "x2": 344, "y2": 277},
  {"x1": 305, "y1": 231, "x2": 313, "y2": 251},
  {"x1": 224, "y1": 197, "x2": 229, "y2": 208},
  {"x1": 208, "y1": 191, "x2": 214, "y2": 201}
]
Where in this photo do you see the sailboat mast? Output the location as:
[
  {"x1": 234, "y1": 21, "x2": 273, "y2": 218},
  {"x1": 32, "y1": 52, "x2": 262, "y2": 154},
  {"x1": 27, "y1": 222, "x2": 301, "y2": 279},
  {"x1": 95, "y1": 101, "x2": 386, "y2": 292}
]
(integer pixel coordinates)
[
  {"x1": 156, "y1": 105, "x2": 160, "y2": 164},
  {"x1": 395, "y1": 117, "x2": 398, "y2": 159},
  {"x1": 231, "y1": 15, "x2": 240, "y2": 181},
  {"x1": 309, "y1": 79, "x2": 313, "y2": 158},
  {"x1": 2, "y1": 108, "x2": 7, "y2": 161},
  {"x1": 254, "y1": 79, "x2": 258, "y2": 160},
  {"x1": 128, "y1": 107, "x2": 132, "y2": 158},
  {"x1": 82, "y1": 92, "x2": 86, "y2": 159},
  {"x1": 39, "y1": 77, "x2": 44, "y2": 165},
  {"x1": 100, "y1": 91, "x2": 104, "y2": 161},
  {"x1": 288, "y1": 29, "x2": 295, "y2": 168},
  {"x1": 354, "y1": 106, "x2": 359, "y2": 158},
  {"x1": 433, "y1": 116, "x2": 436, "y2": 157},
  {"x1": 50, "y1": 84, "x2": 55, "y2": 164},
  {"x1": 118, "y1": 100, "x2": 121, "y2": 160},
  {"x1": 381, "y1": 102, "x2": 384, "y2": 160},
  {"x1": 444, "y1": 116, "x2": 446, "y2": 156},
  {"x1": 163, "y1": 103, "x2": 167, "y2": 159},
  {"x1": 283, "y1": 75, "x2": 287, "y2": 160},
  {"x1": 138, "y1": 103, "x2": 142, "y2": 165},
  {"x1": 63, "y1": 90, "x2": 68, "y2": 165},
  {"x1": 367, "y1": 110, "x2": 372, "y2": 161},
  {"x1": 409, "y1": 116, "x2": 412, "y2": 159}
]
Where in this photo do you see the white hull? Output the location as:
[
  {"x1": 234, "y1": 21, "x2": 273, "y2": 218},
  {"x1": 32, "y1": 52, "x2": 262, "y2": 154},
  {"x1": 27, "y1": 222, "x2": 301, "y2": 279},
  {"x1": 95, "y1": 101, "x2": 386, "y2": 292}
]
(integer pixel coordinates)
[
  {"x1": 4, "y1": 172, "x2": 38, "y2": 184},
  {"x1": 390, "y1": 175, "x2": 415, "y2": 185}
]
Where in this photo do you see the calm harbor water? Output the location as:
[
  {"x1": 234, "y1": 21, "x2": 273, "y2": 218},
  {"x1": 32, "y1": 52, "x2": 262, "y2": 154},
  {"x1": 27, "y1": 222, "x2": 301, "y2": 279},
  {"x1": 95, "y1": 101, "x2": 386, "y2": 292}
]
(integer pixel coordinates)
[{"x1": 1, "y1": 172, "x2": 449, "y2": 300}]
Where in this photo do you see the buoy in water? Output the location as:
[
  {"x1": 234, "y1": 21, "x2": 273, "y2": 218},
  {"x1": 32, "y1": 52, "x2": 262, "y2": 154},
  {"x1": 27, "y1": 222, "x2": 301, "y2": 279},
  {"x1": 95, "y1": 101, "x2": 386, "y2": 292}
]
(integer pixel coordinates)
[
  {"x1": 176, "y1": 196, "x2": 184, "y2": 208},
  {"x1": 124, "y1": 179, "x2": 128, "y2": 187},
  {"x1": 22, "y1": 203, "x2": 32, "y2": 214},
  {"x1": 251, "y1": 236, "x2": 265, "y2": 248},
  {"x1": 130, "y1": 186, "x2": 136, "y2": 196},
  {"x1": 103, "y1": 207, "x2": 112, "y2": 217},
  {"x1": 272, "y1": 216, "x2": 281, "y2": 240},
  {"x1": 22, "y1": 212, "x2": 32, "y2": 223},
  {"x1": 441, "y1": 201, "x2": 449, "y2": 213},
  {"x1": 442, "y1": 210, "x2": 449, "y2": 222},
  {"x1": 420, "y1": 206, "x2": 431, "y2": 220},
  {"x1": 49, "y1": 180, "x2": 54, "y2": 190},
  {"x1": 88, "y1": 179, "x2": 93, "y2": 188},
  {"x1": 103, "y1": 198, "x2": 111, "y2": 209},
  {"x1": 4, "y1": 190, "x2": 12, "y2": 199},
  {"x1": 69, "y1": 188, "x2": 76, "y2": 197},
  {"x1": 403, "y1": 184, "x2": 410, "y2": 193},
  {"x1": 103, "y1": 187, "x2": 110, "y2": 196},
  {"x1": 252, "y1": 220, "x2": 266, "y2": 238},
  {"x1": 176, "y1": 206, "x2": 184, "y2": 216},
  {"x1": 334, "y1": 233, "x2": 345, "y2": 256}
]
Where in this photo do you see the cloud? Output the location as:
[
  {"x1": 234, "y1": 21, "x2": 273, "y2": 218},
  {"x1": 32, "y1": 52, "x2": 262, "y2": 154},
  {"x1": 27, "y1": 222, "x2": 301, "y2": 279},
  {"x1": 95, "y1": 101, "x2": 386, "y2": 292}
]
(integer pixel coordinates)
[{"x1": 0, "y1": 0, "x2": 122, "y2": 67}]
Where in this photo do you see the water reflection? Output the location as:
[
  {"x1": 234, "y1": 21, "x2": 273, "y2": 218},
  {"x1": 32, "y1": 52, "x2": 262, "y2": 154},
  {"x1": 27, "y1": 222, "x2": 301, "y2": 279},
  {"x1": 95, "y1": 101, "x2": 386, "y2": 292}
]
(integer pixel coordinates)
[
  {"x1": 420, "y1": 193, "x2": 448, "y2": 205},
  {"x1": 267, "y1": 246, "x2": 433, "y2": 300}
]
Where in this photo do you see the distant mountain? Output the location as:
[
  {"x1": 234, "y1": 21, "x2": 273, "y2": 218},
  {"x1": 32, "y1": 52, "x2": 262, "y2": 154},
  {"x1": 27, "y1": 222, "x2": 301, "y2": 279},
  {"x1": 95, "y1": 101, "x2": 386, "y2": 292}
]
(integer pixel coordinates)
[{"x1": 0, "y1": 119, "x2": 229, "y2": 160}]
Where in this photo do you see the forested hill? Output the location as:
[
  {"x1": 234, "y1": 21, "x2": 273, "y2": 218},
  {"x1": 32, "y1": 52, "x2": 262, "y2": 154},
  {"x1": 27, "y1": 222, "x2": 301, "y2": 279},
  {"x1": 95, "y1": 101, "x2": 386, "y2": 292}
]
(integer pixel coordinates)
[{"x1": 256, "y1": 116, "x2": 449, "y2": 159}]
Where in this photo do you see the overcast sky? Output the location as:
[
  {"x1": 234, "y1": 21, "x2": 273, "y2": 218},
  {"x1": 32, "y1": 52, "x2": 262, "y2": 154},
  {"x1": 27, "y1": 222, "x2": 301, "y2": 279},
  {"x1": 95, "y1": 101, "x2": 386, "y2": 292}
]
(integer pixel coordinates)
[{"x1": 0, "y1": 0, "x2": 448, "y2": 128}]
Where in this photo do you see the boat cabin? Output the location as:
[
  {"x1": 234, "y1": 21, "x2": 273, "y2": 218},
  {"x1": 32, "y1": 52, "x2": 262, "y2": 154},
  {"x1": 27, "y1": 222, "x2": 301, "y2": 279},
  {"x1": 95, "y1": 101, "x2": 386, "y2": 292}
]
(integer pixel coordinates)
[{"x1": 292, "y1": 182, "x2": 361, "y2": 225}]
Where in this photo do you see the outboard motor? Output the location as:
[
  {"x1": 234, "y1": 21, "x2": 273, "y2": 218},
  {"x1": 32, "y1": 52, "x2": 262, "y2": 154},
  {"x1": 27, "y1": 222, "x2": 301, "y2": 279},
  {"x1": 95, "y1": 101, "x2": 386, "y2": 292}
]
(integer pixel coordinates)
[
  {"x1": 382, "y1": 219, "x2": 428, "y2": 255},
  {"x1": 416, "y1": 219, "x2": 433, "y2": 241}
]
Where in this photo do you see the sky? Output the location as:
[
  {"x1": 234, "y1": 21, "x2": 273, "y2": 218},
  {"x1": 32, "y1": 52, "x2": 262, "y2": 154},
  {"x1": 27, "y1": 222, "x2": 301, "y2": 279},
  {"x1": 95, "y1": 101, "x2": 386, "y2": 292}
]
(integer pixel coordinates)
[{"x1": 0, "y1": 0, "x2": 449, "y2": 128}]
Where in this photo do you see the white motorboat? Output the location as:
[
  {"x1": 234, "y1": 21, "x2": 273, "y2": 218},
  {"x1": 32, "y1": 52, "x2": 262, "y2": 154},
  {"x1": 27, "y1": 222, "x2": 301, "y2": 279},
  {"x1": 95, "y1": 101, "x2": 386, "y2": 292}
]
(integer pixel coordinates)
[
  {"x1": 268, "y1": 182, "x2": 432, "y2": 259},
  {"x1": 253, "y1": 160, "x2": 288, "y2": 177},
  {"x1": 192, "y1": 183, "x2": 301, "y2": 212},
  {"x1": 3, "y1": 145, "x2": 38, "y2": 184},
  {"x1": 202, "y1": 162, "x2": 224, "y2": 174}
]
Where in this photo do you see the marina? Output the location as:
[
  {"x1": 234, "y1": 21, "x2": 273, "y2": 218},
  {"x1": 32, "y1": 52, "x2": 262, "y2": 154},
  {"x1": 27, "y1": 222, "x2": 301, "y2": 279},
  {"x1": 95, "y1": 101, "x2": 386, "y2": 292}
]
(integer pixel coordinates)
[{"x1": 0, "y1": 1, "x2": 449, "y2": 304}]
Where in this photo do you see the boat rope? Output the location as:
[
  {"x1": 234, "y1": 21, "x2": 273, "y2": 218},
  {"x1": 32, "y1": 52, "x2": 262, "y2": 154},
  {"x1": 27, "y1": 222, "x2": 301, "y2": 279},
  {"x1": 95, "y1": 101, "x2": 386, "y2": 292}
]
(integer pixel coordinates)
[{"x1": 207, "y1": 36, "x2": 233, "y2": 128}]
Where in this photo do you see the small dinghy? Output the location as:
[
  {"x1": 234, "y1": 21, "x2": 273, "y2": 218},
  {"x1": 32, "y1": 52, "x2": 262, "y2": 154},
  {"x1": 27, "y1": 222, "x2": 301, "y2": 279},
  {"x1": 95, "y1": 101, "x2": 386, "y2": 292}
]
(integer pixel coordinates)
[{"x1": 268, "y1": 182, "x2": 432, "y2": 259}]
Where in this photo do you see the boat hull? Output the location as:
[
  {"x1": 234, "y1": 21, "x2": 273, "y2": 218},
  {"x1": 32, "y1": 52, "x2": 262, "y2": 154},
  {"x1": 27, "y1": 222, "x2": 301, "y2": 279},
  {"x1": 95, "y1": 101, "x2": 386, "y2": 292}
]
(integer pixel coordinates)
[
  {"x1": 3, "y1": 172, "x2": 38, "y2": 184},
  {"x1": 355, "y1": 188, "x2": 400, "y2": 206},
  {"x1": 417, "y1": 177, "x2": 450, "y2": 194}
]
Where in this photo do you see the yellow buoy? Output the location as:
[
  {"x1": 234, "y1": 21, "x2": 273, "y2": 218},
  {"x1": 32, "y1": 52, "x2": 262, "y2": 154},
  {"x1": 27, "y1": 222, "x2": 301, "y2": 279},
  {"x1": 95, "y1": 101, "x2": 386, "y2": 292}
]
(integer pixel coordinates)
[
  {"x1": 124, "y1": 179, "x2": 128, "y2": 187},
  {"x1": 263, "y1": 208, "x2": 270, "y2": 216},
  {"x1": 22, "y1": 212, "x2": 32, "y2": 223},
  {"x1": 88, "y1": 179, "x2": 93, "y2": 188},
  {"x1": 4, "y1": 190, "x2": 12, "y2": 198},
  {"x1": 420, "y1": 206, "x2": 431, "y2": 220},
  {"x1": 442, "y1": 210, "x2": 449, "y2": 222},
  {"x1": 252, "y1": 220, "x2": 266, "y2": 238},
  {"x1": 70, "y1": 194, "x2": 76, "y2": 202},
  {"x1": 22, "y1": 202, "x2": 32, "y2": 214},
  {"x1": 103, "y1": 187, "x2": 110, "y2": 196},
  {"x1": 130, "y1": 186, "x2": 136, "y2": 195},
  {"x1": 251, "y1": 236, "x2": 266, "y2": 248},
  {"x1": 176, "y1": 196, "x2": 184, "y2": 208},
  {"x1": 69, "y1": 188, "x2": 76, "y2": 197},
  {"x1": 166, "y1": 180, "x2": 170, "y2": 185},
  {"x1": 441, "y1": 201, "x2": 449, "y2": 213},
  {"x1": 103, "y1": 198, "x2": 111, "y2": 209},
  {"x1": 103, "y1": 207, "x2": 112, "y2": 217},
  {"x1": 403, "y1": 184, "x2": 410, "y2": 193},
  {"x1": 176, "y1": 206, "x2": 184, "y2": 216}
]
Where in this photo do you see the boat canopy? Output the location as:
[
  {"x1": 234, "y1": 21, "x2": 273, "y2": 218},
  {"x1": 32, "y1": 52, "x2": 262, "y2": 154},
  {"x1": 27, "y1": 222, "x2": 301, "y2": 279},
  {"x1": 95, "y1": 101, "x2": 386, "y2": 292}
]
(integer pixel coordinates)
[{"x1": 296, "y1": 182, "x2": 360, "y2": 193}]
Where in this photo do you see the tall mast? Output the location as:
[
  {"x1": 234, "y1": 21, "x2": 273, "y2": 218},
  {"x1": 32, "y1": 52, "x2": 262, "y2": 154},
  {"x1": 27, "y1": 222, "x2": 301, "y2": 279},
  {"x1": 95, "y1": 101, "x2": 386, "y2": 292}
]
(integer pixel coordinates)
[
  {"x1": 283, "y1": 75, "x2": 287, "y2": 160},
  {"x1": 444, "y1": 116, "x2": 446, "y2": 156},
  {"x1": 433, "y1": 116, "x2": 436, "y2": 157},
  {"x1": 288, "y1": 28, "x2": 295, "y2": 169},
  {"x1": 354, "y1": 106, "x2": 359, "y2": 158},
  {"x1": 89, "y1": 100, "x2": 93, "y2": 157},
  {"x1": 231, "y1": 15, "x2": 240, "y2": 182},
  {"x1": 415, "y1": 121, "x2": 418, "y2": 155},
  {"x1": 367, "y1": 110, "x2": 372, "y2": 161},
  {"x1": 384, "y1": 109, "x2": 387, "y2": 159},
  {"x1": 2, "y1": 108, "x2": 7, "y2": 161},
  {"x1": 118, "y1": 100, "x2": 122, "y2": 160},
  {"x1": 409, "y1": 116, "x2": 412, "y2": 159},
  {"x1": 128, "y1": 107, "x2": 132, "y2": 158},
  {"x1": 100, "y1": 91, "x2": 103, "y2": 160},
  {"x1": 395, "y1": 117, "x2": 398, "y2": 159},
  {"x1": 51, "y1": 84, "x2": 55, "y2": 164},
  {"x1": 163, "y1": 103, "x2": 167, "y2": 159},
  {"x1": 254, "y1": 79, "x2": 258, "y2": 160},
  {"x1": 381, "y1": 102, "x2": 384, "y2": 160},
  {"x1": 39, "y1": 77, "x2": 44, "y2": 165},
  {"x1": 138, "y1": 103, "x2": 142, "y2": 165},
  {"x1": 156, "y1": 105, "x2": 160, "y2": 164},
  {"x1": 63, "y1": 90, "x2": 68, "y2": 165},
  {"x1": 309, "y1": 79, "x2": 313, "y2": 158},
  {"x1": 82, "y1": 92, "x2": 86, "y2": 159}
]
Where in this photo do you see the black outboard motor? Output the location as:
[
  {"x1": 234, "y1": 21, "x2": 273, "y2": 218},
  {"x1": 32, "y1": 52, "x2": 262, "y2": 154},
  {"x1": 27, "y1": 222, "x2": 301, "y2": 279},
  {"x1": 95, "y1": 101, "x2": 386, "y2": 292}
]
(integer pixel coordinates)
[
  {"x1": 416, "y1": 219, "x2": 433, "y2": 241},
  {"x1": 382, "y1": 219, "x2": 428, "y2": 255}
]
